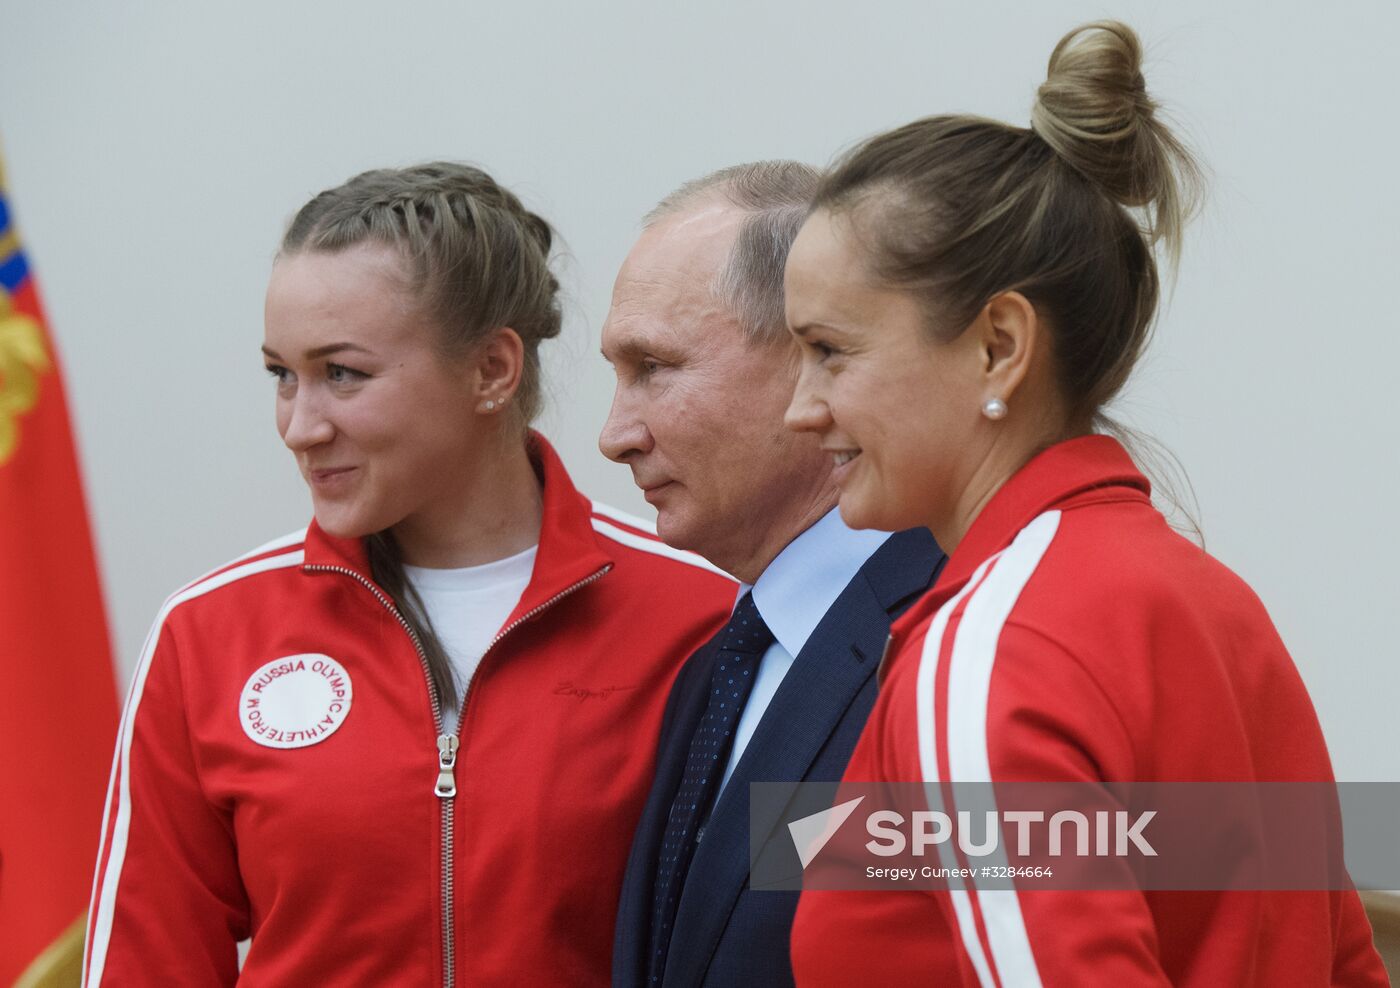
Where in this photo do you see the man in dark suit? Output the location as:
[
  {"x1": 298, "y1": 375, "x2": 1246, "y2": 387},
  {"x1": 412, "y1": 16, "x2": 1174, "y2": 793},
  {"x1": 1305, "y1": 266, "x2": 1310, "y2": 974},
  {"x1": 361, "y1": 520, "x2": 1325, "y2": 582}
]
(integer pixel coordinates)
[{"x1": 599, "y1": 161, "x2": 946, "y2": 988}]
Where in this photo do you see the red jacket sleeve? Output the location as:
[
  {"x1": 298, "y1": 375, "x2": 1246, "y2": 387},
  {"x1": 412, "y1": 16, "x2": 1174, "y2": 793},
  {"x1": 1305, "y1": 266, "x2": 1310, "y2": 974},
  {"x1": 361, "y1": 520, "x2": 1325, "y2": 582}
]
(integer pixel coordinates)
[
  {"x1": 925, "y1": 622, "x2": 1172, "y2": 986},
  {"x1": 909, "y1": 620, "x2": 1386, "y2": 987},
  {"x1": 85, "y1": 616, "x2": 248, "y2": 986}
]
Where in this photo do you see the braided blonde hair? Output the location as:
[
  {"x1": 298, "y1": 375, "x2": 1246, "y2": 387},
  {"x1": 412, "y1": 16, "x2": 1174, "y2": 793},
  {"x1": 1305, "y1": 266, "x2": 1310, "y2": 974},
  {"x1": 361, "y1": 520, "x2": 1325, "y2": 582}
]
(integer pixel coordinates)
[{"x1": 279, "y1": 163, "x2": 563, "y2": 712}]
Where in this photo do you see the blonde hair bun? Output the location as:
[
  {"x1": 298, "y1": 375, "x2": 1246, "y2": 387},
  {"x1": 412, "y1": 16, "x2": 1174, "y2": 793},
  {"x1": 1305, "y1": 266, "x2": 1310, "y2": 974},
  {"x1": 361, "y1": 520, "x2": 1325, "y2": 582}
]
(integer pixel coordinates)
[{"x1": 1031, "y1": 20, "x2": 1200, "y2": 262}]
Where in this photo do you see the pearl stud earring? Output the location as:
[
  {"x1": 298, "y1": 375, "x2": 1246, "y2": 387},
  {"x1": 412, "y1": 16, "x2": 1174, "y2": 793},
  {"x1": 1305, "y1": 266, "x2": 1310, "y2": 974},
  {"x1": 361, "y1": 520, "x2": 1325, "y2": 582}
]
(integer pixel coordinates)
[
  {"x1": 485, "y1": 400, "x2": 497, "y2": 411},
  {"x1": 982, "y1": 397, "x2": 1007, "y2": 420}
]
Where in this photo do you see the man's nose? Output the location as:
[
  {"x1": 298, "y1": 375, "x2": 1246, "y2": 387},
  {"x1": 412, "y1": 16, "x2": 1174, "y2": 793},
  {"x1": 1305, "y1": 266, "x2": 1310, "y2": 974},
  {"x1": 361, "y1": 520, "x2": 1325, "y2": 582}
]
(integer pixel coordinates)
[{"x1": 598, "y1": 390, "x2": 653, "y2": 464}]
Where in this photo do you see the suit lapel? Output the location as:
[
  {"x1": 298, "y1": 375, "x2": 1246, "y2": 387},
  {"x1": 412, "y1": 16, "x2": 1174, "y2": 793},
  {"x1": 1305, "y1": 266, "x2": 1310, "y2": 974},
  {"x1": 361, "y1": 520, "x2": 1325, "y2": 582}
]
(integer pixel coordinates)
[
  {"x1": 617, "y1": 634, "x2": 723, "y2": 986},
  {"x1": 663, "y1": 529, "x2": 940, "y2": 986},
  {"x1": 727, "y1": 575, "x2": 889, "y2": 850}
]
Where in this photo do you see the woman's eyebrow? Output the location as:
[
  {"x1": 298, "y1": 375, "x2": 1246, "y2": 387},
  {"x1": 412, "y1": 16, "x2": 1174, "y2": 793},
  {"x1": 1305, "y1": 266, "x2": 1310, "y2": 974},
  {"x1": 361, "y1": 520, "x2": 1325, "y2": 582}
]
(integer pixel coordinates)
[{"x1": 260, "y1": 342, "x2": 375, "y2": 361}]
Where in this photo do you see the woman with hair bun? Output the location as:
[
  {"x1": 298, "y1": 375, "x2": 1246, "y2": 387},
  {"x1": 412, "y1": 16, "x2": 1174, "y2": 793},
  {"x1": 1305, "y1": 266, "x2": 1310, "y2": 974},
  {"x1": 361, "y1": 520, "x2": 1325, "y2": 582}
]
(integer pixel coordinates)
[
  {"x1": 783, "y1": 22, "x2": 1386, "y2": 985},
  {"x1": 84, "y1": 163, "x2": 734, "y2": 986}
]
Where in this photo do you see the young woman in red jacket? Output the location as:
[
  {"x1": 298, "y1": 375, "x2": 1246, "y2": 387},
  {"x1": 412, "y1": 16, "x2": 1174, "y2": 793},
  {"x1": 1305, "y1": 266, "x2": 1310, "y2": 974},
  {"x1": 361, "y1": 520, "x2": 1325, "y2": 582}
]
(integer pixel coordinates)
[
  {"x1": 781, "y1": 21, "x2": 1387, "y2": 986},
  {"x1": 84, "y1": 163, "x2": 733, "y2": 986}
]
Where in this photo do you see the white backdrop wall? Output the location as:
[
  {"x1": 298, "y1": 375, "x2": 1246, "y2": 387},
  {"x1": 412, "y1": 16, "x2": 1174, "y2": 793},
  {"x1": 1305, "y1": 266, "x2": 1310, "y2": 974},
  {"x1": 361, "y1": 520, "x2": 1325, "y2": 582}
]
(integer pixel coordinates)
[{"x1": 2, "y1": 0, "x2": 1396, "y2": 779}]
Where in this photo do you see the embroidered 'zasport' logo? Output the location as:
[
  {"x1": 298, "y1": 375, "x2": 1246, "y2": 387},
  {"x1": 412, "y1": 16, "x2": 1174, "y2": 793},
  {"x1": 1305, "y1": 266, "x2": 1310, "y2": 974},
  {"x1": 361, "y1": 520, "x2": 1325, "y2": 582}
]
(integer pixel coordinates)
[
  {"x1": 240, "y1": 654, "x2": 353, "y2": 748},
  {"x1": 553, "y1": 681, "x2": 638, "y2": 702}
]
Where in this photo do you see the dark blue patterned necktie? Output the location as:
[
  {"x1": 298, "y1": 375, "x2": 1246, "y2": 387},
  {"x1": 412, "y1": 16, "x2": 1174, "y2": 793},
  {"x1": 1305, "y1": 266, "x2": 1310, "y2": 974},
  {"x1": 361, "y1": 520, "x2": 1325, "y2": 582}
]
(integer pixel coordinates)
[{"x1": 648, "y1": 590, "x2": 774, "y2": 983}]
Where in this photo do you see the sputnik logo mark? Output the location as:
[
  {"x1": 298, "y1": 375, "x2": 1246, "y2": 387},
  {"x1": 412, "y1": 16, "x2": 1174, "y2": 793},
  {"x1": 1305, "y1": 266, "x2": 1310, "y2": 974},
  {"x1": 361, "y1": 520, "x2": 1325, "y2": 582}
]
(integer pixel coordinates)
[{"x1": 788, "y1": 796, "x2": 865, "y2": 869}]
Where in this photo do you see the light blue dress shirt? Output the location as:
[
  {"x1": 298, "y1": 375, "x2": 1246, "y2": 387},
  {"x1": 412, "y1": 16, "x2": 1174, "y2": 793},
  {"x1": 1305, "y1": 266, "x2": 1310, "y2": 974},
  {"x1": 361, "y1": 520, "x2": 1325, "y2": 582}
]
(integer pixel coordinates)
[{"x1": 715, "y1": 508, "x2": 892, "y2": 798}]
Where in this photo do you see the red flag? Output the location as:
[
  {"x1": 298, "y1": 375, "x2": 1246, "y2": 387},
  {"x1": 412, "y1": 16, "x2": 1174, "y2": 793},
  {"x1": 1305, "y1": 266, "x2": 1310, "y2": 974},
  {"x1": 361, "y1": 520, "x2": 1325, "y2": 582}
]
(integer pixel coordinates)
[{"x1": 0, "y1": 154, "x2": 120, "y2": 985}]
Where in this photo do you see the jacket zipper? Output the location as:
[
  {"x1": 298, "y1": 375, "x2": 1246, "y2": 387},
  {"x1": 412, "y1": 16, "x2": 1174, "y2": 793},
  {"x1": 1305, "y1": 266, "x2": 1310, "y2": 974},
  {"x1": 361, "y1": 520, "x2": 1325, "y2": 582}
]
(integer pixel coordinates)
[
  {"x1": 484, "y1": 564, "x2": 612, "y2": 655},
  {"x1": 304, "y1": 564, "x2": 457, "y2": 988},
  {"x1": 305, "y1": 561, "x2": 611, "y2": 988}
]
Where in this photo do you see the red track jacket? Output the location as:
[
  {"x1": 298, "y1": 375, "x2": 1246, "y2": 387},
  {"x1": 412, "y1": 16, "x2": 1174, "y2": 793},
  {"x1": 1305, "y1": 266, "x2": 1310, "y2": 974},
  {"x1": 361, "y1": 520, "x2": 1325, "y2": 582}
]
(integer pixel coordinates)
[
  {"x1": 791, "y1": 436, "x2": 1386, "y2": 986},
  {"x1": 84, "y1": 436, "x2": 734, "y2": 986}
]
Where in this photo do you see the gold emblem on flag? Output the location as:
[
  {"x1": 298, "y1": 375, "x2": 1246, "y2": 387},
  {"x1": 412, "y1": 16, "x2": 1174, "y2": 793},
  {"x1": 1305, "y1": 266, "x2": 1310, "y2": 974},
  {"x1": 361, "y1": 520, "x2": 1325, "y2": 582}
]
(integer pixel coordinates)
[{"x1": 0, "y1": 290, "x2": 50, "y2": 464}]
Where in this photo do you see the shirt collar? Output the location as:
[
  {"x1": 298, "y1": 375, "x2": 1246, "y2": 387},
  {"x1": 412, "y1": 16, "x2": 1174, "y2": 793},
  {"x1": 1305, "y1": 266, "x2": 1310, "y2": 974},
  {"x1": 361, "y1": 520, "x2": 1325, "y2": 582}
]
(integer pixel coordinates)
[{"x1": 743, "y1": 508, "x2": 892, "y2": 659}]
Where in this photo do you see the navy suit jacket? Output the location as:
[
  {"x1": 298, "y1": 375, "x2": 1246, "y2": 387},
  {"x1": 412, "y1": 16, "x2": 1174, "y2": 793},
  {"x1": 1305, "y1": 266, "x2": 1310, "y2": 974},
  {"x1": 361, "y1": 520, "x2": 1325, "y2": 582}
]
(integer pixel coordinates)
[{"x1": 613, "y1": 527, "x2": 945, "y2": 988}]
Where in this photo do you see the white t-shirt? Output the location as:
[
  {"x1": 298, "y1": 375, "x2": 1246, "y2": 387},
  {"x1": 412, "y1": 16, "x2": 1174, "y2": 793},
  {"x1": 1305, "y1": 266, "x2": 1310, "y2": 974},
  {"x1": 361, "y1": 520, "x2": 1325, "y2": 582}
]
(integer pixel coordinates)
[{"x1": 403, "y1": 544, "x2": 538, "y2": 735}]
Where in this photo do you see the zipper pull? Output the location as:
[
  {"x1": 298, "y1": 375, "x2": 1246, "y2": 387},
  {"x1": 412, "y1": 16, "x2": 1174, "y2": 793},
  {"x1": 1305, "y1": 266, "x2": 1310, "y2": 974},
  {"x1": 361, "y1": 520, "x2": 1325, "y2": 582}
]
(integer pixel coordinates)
[
  {"x1": 435, "y1": 734, "x2": 459, "y2": 798},
  {"x1": 876, "y1": 633, "x2": 896, "y2": 686}
]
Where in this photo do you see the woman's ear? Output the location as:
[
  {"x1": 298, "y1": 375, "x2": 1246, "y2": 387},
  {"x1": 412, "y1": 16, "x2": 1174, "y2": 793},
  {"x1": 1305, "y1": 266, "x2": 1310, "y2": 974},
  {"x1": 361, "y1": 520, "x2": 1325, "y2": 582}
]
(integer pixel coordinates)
[
  {"x1": 472, "y1": 327, "x2": 525, "y2": 413},
  {"x1": 978, "y1": 291, "x2": 1039, "y2": 404}
]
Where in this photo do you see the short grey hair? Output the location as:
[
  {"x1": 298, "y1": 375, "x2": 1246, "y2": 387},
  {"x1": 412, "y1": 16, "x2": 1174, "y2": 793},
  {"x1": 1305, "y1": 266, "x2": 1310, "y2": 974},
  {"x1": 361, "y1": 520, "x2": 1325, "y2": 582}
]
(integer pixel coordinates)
[{"x1": 645, "y1": 160, "x2": 821, "y2": 345}]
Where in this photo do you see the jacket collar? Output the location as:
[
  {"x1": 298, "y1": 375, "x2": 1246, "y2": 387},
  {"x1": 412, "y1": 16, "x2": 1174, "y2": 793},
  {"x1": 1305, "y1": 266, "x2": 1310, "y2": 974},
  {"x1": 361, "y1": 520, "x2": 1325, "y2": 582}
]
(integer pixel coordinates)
[
  {"x1": 301, "y1": 431, "x2": 614, "y2": 615},
  {"x1": 935, "y1": 434, "x2": 1150, "y2": 594}
]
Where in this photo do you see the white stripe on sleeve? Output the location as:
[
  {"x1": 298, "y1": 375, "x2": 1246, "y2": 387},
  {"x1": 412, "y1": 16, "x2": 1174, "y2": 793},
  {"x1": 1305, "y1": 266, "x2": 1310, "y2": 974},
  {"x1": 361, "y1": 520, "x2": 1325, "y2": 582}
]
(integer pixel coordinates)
[
  {"x1": 85, "y1": 548, "x2": 305, "y2": 986},
  {"x1": 588, "y1": 499, "x2": 659, "y2": 535},
  {"x1": 588, "y1": 517, "x2": 733, "y2": 578},
  {"x1": 916, "y1": 553, "x2": 1002, "y2": 988},
  {"x1": 916, "y1": 511, "x2": 1061, "y2": 988}
]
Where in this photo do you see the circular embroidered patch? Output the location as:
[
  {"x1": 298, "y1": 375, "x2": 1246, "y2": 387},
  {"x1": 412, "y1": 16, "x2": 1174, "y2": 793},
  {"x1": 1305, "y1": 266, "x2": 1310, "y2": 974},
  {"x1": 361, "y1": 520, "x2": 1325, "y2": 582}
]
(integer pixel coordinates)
[{"x1": 239, "y1": 654, "x2": 353, "y2": 749}]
